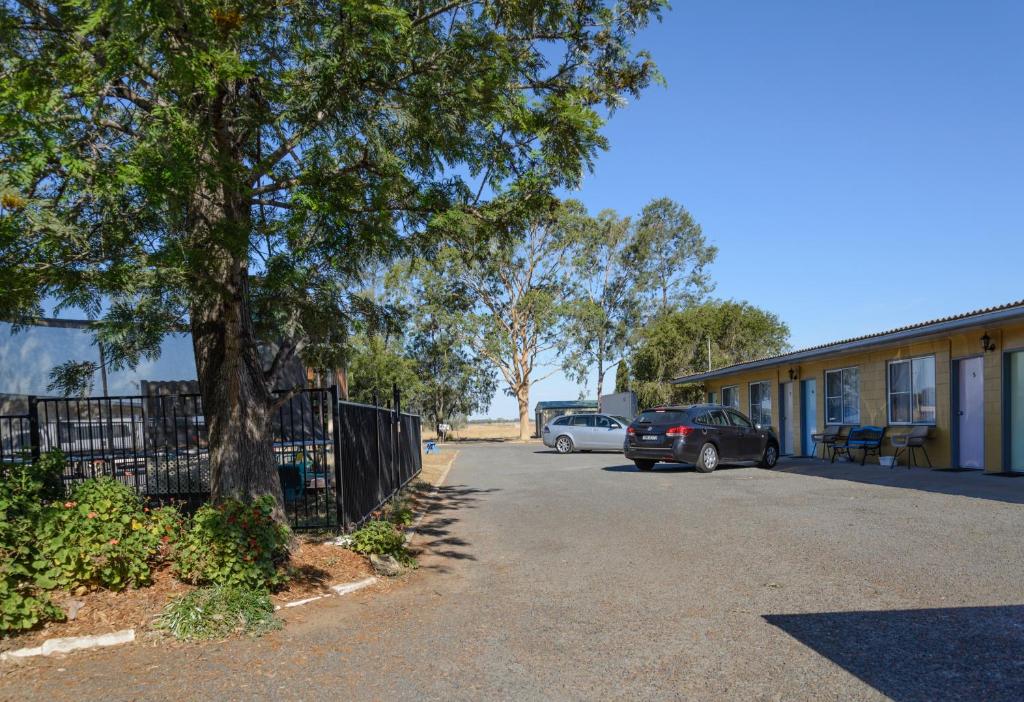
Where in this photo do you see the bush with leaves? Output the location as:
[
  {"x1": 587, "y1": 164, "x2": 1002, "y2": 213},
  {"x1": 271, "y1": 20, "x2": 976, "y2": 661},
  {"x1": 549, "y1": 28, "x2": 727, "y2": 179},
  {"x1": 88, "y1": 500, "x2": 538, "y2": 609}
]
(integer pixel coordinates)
[
  {"x1": 37, "y1": 478, "x2": 169, "y2": 591},
  {"x1": 349, "y1": 520, "x2": 415, "y2": 566},
  {"x1": 174, "y1": 496, "x2": 290, "y2": 590},
  {"x1": 0, "y1": 453, "x2": 66, "y2": 634},
  {"x1": 155, "y1": 584, "x2": 280, "y2": 641}
]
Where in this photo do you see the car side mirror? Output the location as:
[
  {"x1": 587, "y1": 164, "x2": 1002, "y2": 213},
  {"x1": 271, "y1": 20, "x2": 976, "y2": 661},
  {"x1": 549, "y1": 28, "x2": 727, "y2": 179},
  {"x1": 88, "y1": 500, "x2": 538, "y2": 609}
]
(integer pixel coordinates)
[
  {"x1": 754, "y1": 423, "x2": 762, "y2": 431},
  {"x1": 610, "y1": 423, "x2": 620, "y2": 429}
]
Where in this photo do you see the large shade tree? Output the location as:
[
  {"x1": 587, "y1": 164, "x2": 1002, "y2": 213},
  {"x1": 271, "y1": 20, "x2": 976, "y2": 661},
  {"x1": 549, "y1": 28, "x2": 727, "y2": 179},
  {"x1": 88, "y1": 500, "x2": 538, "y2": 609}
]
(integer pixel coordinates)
[{"x1": 0, "y1": 0, "x2": 664, "y2": 512}]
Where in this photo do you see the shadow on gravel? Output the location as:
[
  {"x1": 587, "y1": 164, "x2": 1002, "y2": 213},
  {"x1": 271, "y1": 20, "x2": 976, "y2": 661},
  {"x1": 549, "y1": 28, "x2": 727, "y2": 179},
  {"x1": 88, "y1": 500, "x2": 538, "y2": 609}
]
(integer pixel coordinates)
[
  {"x1": 413, "y1": 485, "x2": 498, "y2": 572},
  {"x1": 764, "y1": 605, "x2": 1024, "y2": 702},
  {"x1": 773, "y1": 458, "x2": 1024, "y2": 505}
]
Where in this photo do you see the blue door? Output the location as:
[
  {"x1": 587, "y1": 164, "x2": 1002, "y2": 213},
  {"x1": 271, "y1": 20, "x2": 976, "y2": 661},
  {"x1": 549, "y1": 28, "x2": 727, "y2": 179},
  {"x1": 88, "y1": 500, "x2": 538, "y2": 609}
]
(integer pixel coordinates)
[{"x1": 801, "y1": 379, "x2": 817, "y2": 456}]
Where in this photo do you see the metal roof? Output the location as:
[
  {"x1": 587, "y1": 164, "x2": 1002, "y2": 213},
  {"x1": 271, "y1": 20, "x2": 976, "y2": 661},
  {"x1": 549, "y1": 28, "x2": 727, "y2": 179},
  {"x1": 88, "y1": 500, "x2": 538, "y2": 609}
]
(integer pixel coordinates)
[
  {"x1": 672, "y1": 299, "x2": 1024, "y2": 385},
  {"x1": 534, "y1": 400, "x2": 598, "y2": 410}
]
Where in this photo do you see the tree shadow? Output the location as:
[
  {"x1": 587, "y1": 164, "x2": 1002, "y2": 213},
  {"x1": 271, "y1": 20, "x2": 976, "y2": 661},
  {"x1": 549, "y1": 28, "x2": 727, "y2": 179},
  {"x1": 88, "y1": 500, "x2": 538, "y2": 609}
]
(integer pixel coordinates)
[
  {"x1": 601, "y1": 463, "x2": 753, "y2": 473},
  {"x1": 764, "y1": 605, "x2": 1024, "y2": 701},
  {"x1": 410, "y1": 484, "x2": 498, "y2": 571}
]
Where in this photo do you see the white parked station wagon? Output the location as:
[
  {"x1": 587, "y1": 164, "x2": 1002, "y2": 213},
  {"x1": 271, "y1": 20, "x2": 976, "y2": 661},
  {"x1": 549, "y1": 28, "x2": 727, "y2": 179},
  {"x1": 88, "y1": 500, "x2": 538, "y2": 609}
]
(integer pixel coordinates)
[{"x1": 541, "y1": 413, "x2": 629, "y2": 453}]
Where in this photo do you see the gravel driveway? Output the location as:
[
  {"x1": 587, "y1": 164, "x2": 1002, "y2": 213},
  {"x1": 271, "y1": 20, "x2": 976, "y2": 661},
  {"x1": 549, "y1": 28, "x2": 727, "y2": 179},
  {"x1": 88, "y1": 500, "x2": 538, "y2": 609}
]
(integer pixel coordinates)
[{"x1": 4, "y1": 445, "x2": 1024, "y2": 701}]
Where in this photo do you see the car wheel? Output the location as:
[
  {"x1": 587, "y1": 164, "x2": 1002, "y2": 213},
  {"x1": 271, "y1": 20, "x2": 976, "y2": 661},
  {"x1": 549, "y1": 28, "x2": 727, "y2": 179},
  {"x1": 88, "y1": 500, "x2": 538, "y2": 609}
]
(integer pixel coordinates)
[
  {"x1": 555, "y1": 435, "x2": 574, "y2": 454},
  {"x1": 695, "y1": 442, "x2": 719, "y2": 473},
  {"x1": 634, "y1": 460, "x2": 655, "y2": 471},
  {"x1": 760, "y1": 443, "x2": 779, "y2": 468}
]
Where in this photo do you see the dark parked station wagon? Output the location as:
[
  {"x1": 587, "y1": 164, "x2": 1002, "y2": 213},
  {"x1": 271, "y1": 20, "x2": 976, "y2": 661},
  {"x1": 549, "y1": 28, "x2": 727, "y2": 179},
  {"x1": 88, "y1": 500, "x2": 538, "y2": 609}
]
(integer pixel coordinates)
[{"x1": 623, "y1": 404, "x2": 780, "y2": 473}]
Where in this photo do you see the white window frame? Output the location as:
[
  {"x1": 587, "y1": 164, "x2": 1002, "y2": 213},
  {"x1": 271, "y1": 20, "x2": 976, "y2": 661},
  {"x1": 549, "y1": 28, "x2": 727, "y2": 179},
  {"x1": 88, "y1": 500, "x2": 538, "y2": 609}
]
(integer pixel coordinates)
[
  {"x1": 721, "y1": 385, "x2": 739, "y2": 409},
  {"x1": 748, "y1": 381, "x2": 772, "y2": 427},
  {"x1": 824, "y1": 367, "x2": 860, "y2": 425},
  {"x1": 887, "y1": 355, "x2": 937, "y2": 425}
]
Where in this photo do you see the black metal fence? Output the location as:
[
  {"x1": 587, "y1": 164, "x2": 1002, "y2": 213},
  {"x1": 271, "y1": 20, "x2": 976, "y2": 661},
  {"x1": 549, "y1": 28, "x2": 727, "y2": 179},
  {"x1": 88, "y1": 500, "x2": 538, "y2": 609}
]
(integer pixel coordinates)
[{"x1": 0, "y1": 387, "x2": 421, "y2": 531}]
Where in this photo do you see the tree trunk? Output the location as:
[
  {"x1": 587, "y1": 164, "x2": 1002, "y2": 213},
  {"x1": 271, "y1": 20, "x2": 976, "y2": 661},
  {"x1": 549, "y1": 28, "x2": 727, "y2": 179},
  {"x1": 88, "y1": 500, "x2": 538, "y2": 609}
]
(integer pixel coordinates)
[
  {"x1": 517, "y1": 387, "x2": 531, "y2": 441},
  {"x1": 190, "y1": 261, "x2": 286, "y2": 521}
]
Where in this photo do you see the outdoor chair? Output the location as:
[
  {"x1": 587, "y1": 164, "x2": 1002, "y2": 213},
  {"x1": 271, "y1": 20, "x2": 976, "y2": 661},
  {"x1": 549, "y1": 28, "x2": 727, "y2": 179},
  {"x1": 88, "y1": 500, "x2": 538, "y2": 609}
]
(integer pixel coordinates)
[
  {"x1": 811, "y1": 425, "x2": 842, "y2": 459},
  {"x1": 832, "y1": 426, "x2": 886, "y2": 465},
  {"x1": 277, "y1": 464, "x2": 304, "y2": 503},
  {"x1": 890, "y1": 425, "x2": 932, "y2": 468}
]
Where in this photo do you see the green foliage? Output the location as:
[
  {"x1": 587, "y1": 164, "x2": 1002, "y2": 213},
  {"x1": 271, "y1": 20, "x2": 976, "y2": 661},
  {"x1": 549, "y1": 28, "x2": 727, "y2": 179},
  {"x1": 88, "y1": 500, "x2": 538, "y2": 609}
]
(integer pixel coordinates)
[
  {"x1": 379, "y1": 491, "x2": 416, "y2": 527},
  {"x1": 174, "y1": 497, "x2": 291, "y2": 590},
  {"x1": 347, "y1": 333, "x2": 423, "y2": 406},
  {"x1": 156, "y1": 585, "x2": 280, "y2": 641},
  {"x1": 560, "y1": 198, "x2": 718, "y2": 398},
  {"x1": 614, "y1": 360, "x2": 631, "y2": 394},
  {"x1": 37, "y1": 478, "x2": 171, "y2": 592},
  {"x1": 630, "y1": 300, "x2": 790, "y2": 408},
  {"x1": 348, "y1": 520, "x2": 415, "y2": 566},
  {"x1": 0, "y1": 454, "x2": 67, "y2": 634}
]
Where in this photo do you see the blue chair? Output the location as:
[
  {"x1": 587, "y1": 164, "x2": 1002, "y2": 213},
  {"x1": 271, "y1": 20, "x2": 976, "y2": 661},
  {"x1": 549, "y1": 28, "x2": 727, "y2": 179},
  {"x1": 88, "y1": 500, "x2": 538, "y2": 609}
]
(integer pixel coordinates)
[
  {"x1": 833, "y1": 426, "x2": 887, "y2": 465},
  {"x1": 425, "y1": 440, "x2": 439, "y2": 454}
]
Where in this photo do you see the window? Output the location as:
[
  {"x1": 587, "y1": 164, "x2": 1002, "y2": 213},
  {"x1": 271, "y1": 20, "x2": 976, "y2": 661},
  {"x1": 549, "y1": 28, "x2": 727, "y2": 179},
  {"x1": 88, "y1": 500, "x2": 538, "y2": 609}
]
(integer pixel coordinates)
[
  {"x1": 888, "y1": 356, "x2": 936, "y2": 424},
  {"x1": 708, "y1": 410, "x2": 730, "y2": 426},
  {"x1": 825, "y1": 367, "x2": 860, "y2": 424},
  {"x1": 635, "y1": 410, "x2": 687, "y2": 424},
  {"x1": 594, "y1": 415, "x2": 612, "y2": 428},
  {"x1": 571, "y1": 415, "x2": 594, "y2": 427},
  {"x1": 707, "y1": 391, "x2": 718, "y2": 404},
  {"x1": 726, "y1": 409, "x2": 752, "y2": 428},
  {"x1": 721, "y1": 385, "x2": 739, "y2": 409},
  {"x1": 748, "y1": 382, "x2": 772, "y2": 426},
  {"x1": 553, "y1": 416, "x2": 571, "y2": 426}
]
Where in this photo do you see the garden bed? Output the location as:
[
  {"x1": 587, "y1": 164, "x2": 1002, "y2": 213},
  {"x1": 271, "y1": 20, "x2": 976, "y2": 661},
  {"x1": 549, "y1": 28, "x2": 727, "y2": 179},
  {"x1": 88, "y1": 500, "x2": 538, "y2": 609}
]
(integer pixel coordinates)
[{"x1": 1, "y1": 538, "x2": 374, "y2": 655}]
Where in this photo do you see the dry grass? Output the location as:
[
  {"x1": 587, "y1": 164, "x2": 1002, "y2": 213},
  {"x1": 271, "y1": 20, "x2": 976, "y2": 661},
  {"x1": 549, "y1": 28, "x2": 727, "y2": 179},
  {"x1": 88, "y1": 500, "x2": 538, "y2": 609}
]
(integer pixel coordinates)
[{"x1": 423, "y1": 421, "x2": 524, "y2": 441}]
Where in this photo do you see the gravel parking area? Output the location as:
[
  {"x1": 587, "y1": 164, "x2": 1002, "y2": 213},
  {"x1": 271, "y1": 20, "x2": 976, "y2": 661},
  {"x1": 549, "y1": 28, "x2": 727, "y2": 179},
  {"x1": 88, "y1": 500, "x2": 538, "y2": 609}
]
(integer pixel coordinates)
[{"x1": 4, "y1": 445, "x2": 1024, "y2": 701}]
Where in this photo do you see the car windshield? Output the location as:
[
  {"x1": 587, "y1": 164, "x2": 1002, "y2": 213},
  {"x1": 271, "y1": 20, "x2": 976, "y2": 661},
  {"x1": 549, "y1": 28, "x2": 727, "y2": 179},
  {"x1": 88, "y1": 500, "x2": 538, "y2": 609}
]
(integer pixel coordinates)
[
  {"x1": 611, "y1": 416, "x2": 629, "y2": 425},
  {"x1": 634, "y1": 410, "x2": 688, "y2": 425}
]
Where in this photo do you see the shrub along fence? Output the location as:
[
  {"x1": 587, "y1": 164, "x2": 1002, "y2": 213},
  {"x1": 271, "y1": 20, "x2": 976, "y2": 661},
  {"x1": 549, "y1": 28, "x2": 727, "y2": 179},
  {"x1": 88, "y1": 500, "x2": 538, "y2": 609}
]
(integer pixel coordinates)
[{"x1": 0, "y1": 386, "x2": 421, "y2": 531}]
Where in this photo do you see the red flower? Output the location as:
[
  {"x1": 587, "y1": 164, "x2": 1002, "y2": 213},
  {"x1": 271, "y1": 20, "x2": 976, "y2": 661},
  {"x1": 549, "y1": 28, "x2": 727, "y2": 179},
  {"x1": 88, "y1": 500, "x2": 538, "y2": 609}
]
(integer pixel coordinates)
[
  {"x1": 160, "y1": 535, "x2": 170, "y2": 544},
  {"x1": 109, "y1": 538, "x2": 120, "y2": 545},
  {"x1": 64, "y1": 501, "x2": 74, "y2": 508},
  {"x1": 87, "y1": 511, "x2": 97, "y2": 519}
]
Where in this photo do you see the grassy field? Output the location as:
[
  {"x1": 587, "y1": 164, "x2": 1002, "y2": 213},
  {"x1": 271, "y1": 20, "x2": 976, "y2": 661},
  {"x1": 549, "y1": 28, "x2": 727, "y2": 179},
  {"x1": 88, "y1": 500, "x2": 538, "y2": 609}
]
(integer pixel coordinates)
[{"x1": 423, "y1": 421, "x2": 525, "y2": 441}]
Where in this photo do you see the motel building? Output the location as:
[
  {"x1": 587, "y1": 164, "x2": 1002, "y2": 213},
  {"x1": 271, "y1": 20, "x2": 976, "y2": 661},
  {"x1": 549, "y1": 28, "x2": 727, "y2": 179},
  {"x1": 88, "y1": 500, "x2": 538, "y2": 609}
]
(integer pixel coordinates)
[{"x1": 671, "y1": 300, "x2": 1024, "y2": 473}]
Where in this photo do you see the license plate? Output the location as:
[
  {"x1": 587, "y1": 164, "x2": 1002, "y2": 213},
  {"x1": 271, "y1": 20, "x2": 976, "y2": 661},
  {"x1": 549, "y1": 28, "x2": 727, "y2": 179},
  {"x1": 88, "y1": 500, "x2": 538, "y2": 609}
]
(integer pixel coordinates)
[{"x1": 641, "y1": 435, "x2": 659, "y2": 441}]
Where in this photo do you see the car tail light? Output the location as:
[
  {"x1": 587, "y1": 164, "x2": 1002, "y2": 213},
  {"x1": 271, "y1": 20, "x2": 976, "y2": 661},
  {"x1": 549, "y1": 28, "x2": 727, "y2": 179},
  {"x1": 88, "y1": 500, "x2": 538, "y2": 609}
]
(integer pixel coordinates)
[
  {"x1": 665, "y1": 425, "x2": 693, "y2": 437},
  {"x1": 626, "y1": 426, "x2": 636, "y2": 435}
]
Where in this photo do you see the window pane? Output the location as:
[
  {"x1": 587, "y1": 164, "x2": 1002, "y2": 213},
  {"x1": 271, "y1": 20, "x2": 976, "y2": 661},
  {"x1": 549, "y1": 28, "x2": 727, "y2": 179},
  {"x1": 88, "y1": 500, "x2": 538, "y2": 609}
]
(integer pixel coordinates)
[
  {"x1": 827, "y1": 397, "x2": 843, "y2": 424},
  {"x1": 889, "y1": 361, "x2": 910, "y2": 394},
  {"x1": 891, "y1": 393, "x2": 911, "y2": 423},
  {"x1": 728, "y1": 410, "x2": 752, "y2": 428},
  {"x1": 843, "y1": 368, "x2": 860, "y2": 424},
  {"x1": 594, "y1": 416, "x2": 611, "y2": 428},
  {"x1": 710, "y1": 410, "x2": 729, "y2": 426},
  {"x1": 826, "y1": 371, "x2": 842, "y2": 398},
  {"x1": 912, "y1": 356, "x2": 936, "y2": 423}
]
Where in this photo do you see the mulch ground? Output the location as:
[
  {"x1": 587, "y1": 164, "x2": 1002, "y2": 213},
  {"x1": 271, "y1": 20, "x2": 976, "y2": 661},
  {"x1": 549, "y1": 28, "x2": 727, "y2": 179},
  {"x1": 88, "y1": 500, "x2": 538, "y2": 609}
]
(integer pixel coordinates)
[{"x1": 0, "y1": 538, "x2": 374, "y2": 655}]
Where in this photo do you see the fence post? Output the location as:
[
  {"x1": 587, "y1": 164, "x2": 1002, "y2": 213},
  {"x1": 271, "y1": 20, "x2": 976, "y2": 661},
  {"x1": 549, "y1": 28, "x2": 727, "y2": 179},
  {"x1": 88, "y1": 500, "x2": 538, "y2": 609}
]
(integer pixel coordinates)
[
  {"x1": 392, "y1": 384, "x2": 401, "y2": 486},
  {"x1": 329, "y1": 385, "x2": 346, "y2": 529},
  {"x1": 27, "y1": 395, "x2": 40, "y2": 462},
  {"x1": 372, "y1": 390, "x2": 382, "y2": 506}
]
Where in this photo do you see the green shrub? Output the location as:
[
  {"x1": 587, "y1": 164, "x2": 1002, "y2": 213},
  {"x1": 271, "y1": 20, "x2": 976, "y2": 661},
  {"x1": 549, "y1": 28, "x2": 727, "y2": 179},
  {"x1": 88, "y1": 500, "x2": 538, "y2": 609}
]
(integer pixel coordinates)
[
  {"x1": 0, "y1": 454, "x2": 67, "y2": 634},
  {"x1": 348, "y1": 520, "x2": 415, "y2": 565},
  {"x1": 155, "y1": 584, "x2": 280, "y2": 641},
  {"x1": 174, "y1": 496, "x2": 290, "y2": 590},
  {"x1": 37, "y1": 478, "x2": 167, "y2": 591}
]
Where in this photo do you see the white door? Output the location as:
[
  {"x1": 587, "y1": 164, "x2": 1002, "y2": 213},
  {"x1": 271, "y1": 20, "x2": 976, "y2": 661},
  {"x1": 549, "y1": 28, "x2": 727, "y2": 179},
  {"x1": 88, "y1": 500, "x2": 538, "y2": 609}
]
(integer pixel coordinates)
[
  {"x1": 781, "y1": 382, "x2": 795, "y2": 455},
  {"x1": 957, "y1": 357, "x2": 984, "y2": 469},
  {"x1": 801, "y1": 379, "x2": 817, "y2": 456}
]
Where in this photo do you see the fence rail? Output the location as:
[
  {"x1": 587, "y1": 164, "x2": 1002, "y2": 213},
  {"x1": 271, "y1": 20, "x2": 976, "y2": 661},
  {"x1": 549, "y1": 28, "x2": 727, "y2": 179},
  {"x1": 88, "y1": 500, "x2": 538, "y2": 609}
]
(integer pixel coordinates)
[{"x1": 0, "y1": 386, "x2": 421, "y2": 531}]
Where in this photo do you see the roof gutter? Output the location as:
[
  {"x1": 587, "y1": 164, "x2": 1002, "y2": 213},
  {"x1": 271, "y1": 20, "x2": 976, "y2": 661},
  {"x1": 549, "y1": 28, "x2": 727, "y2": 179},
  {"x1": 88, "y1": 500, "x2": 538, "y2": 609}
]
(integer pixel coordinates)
[{"x1": 672, "y1": 305, "x2": 1024, "y2": 385}]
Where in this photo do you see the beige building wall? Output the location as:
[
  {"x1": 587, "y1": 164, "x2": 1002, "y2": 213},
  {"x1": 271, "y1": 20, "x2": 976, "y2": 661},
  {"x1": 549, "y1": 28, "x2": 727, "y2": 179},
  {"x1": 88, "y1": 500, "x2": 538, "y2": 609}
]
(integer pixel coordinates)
[{"x1": 701, "y1": 320, "x2": 1024, "y2": 471}]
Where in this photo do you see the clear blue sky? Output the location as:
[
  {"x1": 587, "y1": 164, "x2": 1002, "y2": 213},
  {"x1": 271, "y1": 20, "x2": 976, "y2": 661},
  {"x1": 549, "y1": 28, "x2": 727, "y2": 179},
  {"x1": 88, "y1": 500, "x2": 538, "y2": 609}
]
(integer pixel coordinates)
[{"x1": 482, "y1": 0, "x2": 1024, "y2": 419}]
